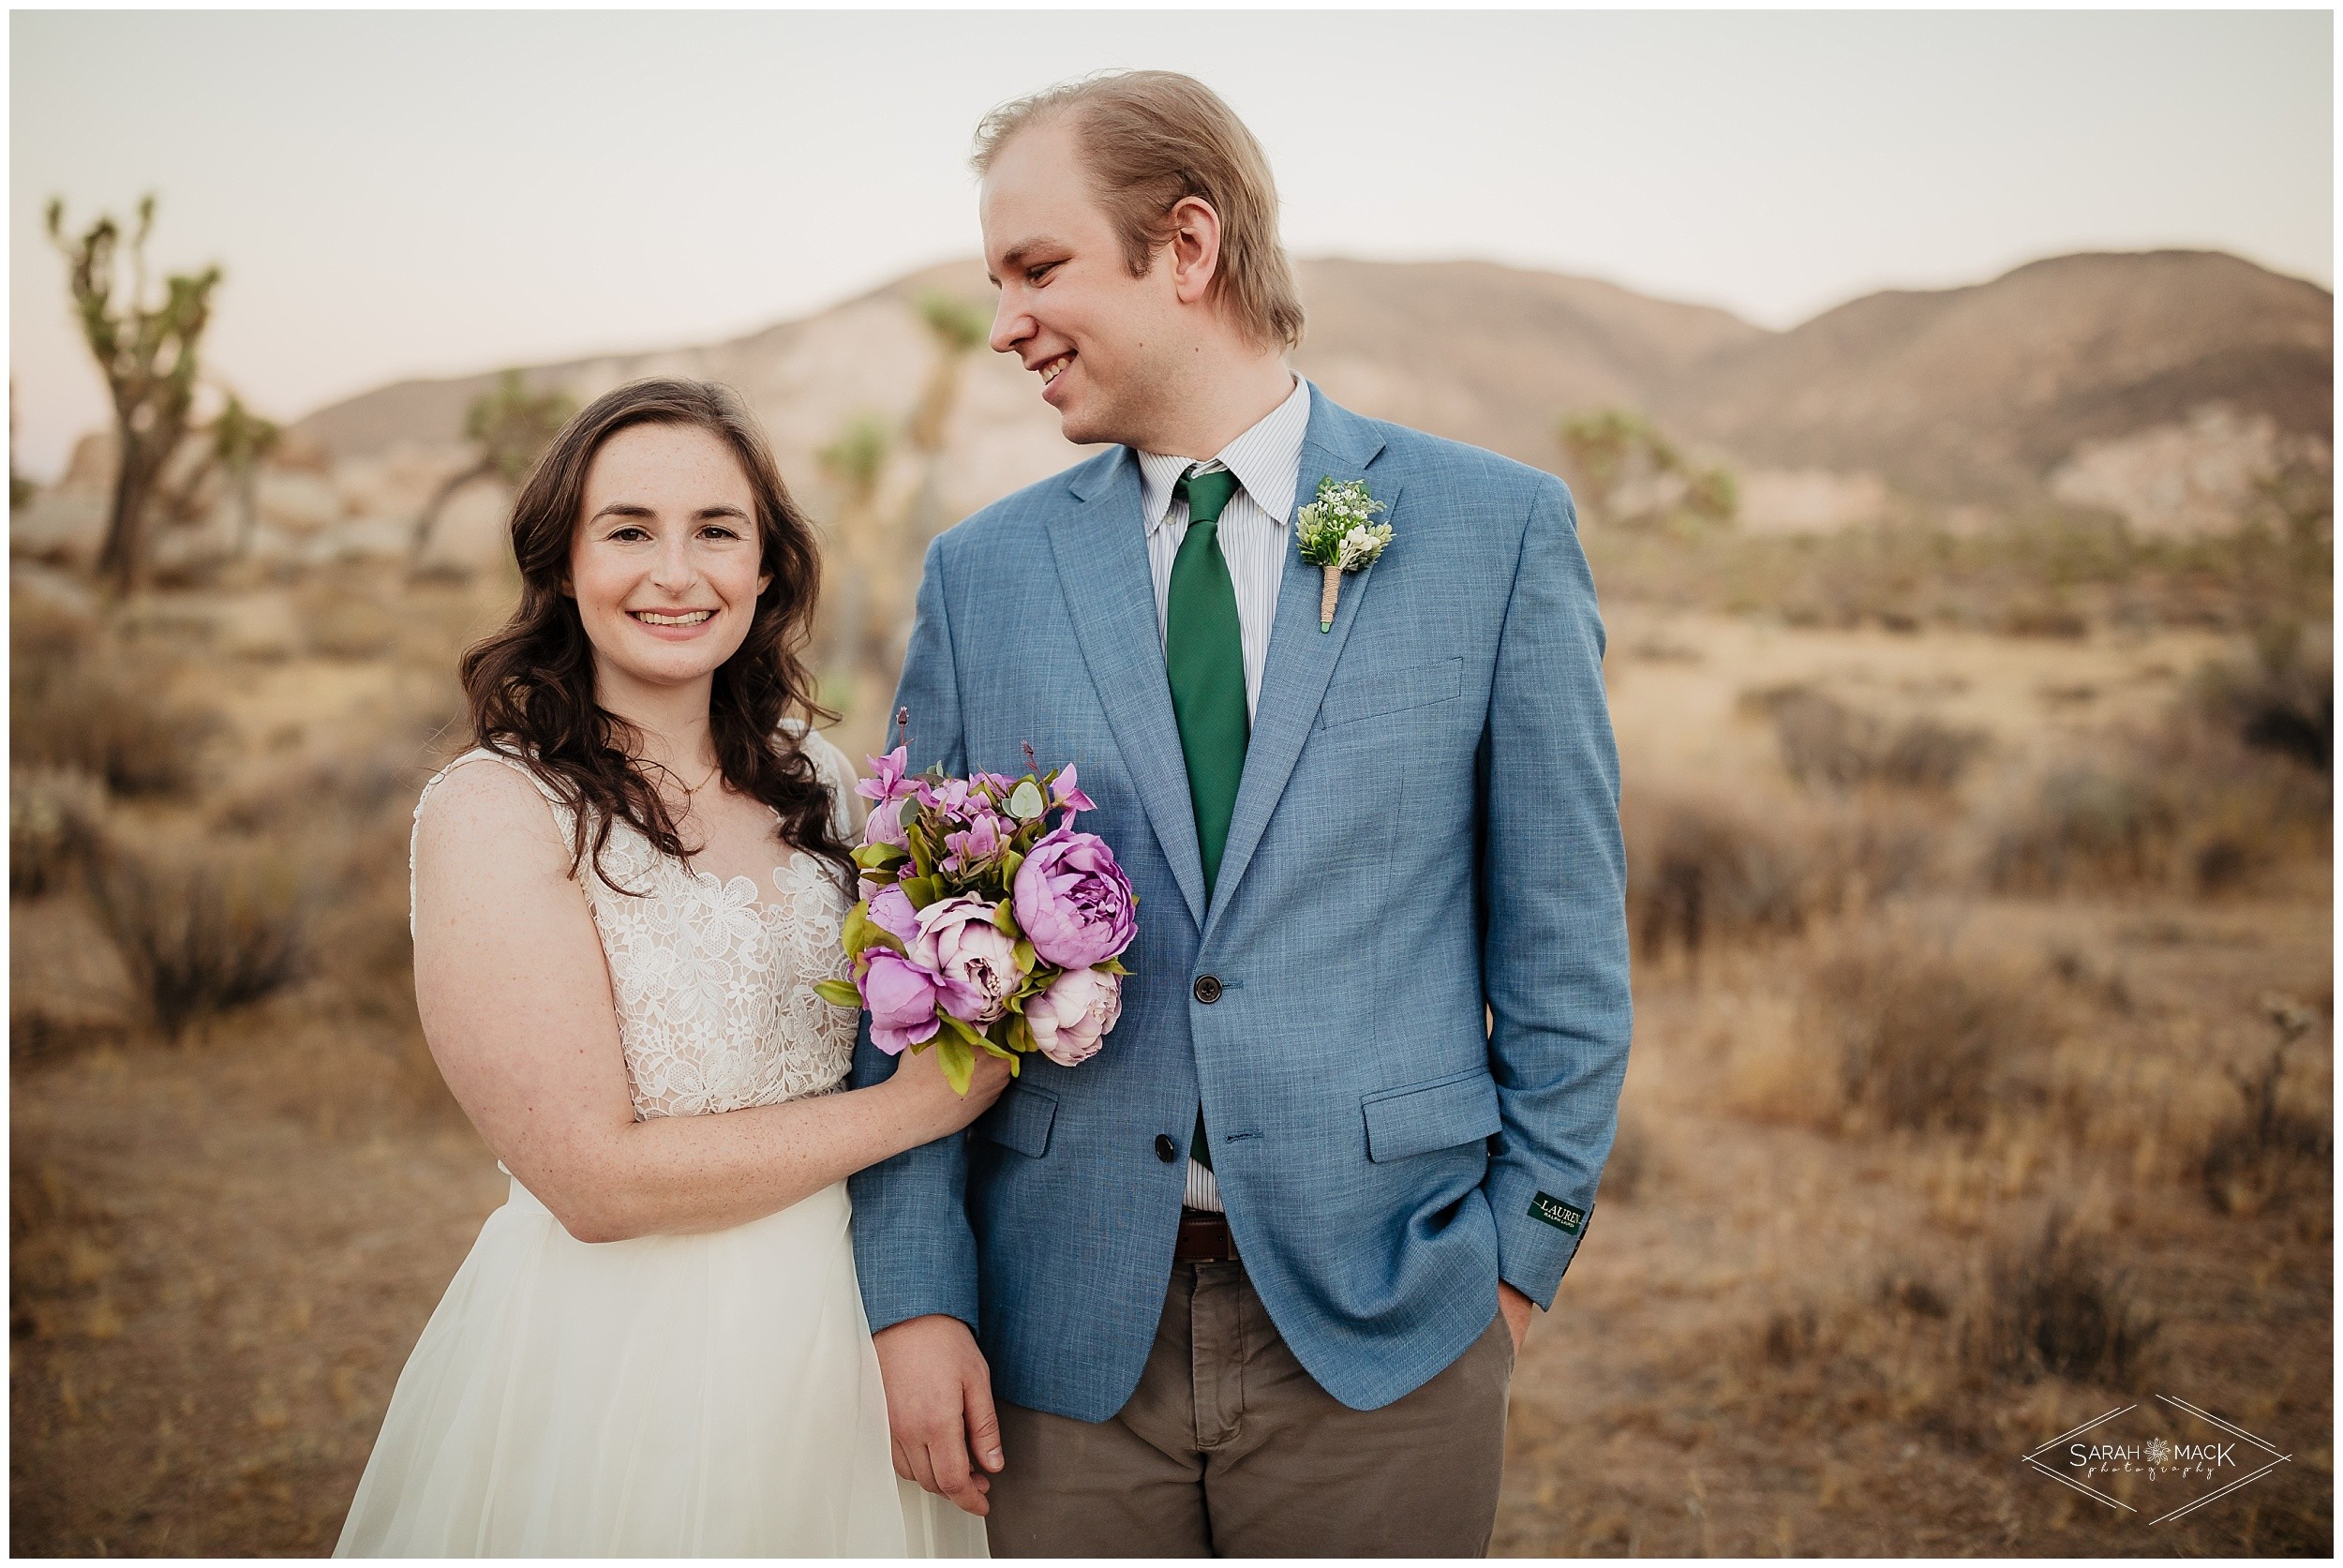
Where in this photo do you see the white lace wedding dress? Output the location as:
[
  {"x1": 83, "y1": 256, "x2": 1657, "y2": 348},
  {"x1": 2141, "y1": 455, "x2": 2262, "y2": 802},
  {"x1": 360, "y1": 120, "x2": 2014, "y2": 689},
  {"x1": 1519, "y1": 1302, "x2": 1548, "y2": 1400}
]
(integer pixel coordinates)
[{"x1": 336, "y1": 732, "x2": 986, "y2": 1557}]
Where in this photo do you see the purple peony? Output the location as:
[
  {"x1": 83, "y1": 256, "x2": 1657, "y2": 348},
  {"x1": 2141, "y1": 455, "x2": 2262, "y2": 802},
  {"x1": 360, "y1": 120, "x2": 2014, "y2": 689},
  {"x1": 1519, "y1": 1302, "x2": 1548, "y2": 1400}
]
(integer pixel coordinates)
[
  {"x1": 865, "y1": 885, "x2": 922, "y2": 948},
  {"x1": 860, "y1": 950, "x2": 942, "y2": 1055},
  {"x1": 1026, "y1": 967, "x2": 1122, "y2": 1067},
  {"x1": 862, "y1": 794, "x2": 909, "y2": 850},
  {"x1": 1011, "y1": 828, "x2": 1137, "y2": 969},
  {"x1": 911, "y1": 896, "x2": 1030, "y2": 1025}
]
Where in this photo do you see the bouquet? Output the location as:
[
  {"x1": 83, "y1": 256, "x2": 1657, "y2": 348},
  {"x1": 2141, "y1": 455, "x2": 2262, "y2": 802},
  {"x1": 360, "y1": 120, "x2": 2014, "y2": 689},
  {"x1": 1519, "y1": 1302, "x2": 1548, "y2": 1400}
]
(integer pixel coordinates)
[{"x1": 813, "y1": 740, "x2": 1137, "y2": 1094}]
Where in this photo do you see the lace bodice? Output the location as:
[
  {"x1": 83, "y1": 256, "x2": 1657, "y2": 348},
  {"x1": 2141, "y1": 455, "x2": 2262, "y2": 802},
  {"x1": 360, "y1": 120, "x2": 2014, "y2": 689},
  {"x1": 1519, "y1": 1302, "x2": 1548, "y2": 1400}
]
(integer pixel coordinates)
[{"x1": 410, "y1": 728, "x2": 862, "y2": 1120}]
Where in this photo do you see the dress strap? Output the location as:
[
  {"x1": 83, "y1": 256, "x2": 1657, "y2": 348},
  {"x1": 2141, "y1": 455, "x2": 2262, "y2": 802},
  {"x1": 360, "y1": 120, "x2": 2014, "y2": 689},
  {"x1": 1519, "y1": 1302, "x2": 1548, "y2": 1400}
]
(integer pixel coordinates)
[{"x1": 409, "y1": 748, "x2": 576, "y2": 936}]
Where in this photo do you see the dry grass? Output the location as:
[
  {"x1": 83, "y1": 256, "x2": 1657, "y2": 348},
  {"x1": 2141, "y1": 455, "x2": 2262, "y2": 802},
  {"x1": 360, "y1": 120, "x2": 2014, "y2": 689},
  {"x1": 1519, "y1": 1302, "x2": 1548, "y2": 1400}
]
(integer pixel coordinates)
[
  {"x1": 83, "y1": 840, "x2": 311, "y2": 1042},
  {"x1": 1966, "y1": 1211, "x2": 2162, "y2": 1388},
  {"x1": 1742, "y1": 682, "x2": 1987, "y2": 793},
  {"x1": 2196, "y1": 996, "x2": 2333, "y2": 1218},
  {"x1": 9, "y1": 557, "x2": 2332, "y2": 1558},
  {"x1": 10, "y1": 766, "x2": 107, "y2": 898},
  {"x1": 10, "y1": 600, "x2": 218, "y2": 798},
  {"x1": 1807, "y1": 931, "x2": 2045, "y2": 1135}
]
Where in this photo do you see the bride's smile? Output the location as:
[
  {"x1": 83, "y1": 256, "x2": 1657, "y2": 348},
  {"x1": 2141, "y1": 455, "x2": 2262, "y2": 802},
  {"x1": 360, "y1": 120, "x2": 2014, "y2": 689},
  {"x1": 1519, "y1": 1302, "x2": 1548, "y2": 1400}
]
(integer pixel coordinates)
[{"x1": 568, "y1": 421, "x2": 772, "y2": 697}]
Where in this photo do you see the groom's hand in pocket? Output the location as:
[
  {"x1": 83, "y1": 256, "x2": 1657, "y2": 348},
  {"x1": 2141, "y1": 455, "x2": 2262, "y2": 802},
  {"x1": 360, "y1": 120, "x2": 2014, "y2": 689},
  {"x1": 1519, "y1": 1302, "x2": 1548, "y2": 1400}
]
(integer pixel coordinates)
[{"x1": 873, "y1": 1314, "x2": 1004, "y2": 1517}]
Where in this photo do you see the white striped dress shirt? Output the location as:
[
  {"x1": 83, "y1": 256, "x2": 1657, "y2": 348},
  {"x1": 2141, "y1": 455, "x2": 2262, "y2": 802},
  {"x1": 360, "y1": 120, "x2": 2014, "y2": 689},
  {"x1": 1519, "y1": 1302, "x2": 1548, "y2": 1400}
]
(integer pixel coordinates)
[{"x1": 1133, "y1": 373, "x2": 1310, "y2": 1213}]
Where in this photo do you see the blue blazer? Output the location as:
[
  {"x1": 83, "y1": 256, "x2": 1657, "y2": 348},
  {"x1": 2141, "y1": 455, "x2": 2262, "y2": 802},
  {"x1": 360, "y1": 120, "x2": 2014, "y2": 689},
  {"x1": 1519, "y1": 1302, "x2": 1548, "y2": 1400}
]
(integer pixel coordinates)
[{"x1": 848, "y1": 386, "x2": 1632, "y2": 1420}]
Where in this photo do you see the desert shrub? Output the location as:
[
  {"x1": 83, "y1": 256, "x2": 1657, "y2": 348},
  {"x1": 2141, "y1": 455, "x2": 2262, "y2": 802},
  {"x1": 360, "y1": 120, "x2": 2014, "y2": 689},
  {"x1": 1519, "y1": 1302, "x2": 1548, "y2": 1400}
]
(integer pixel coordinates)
[
  {"x1": 9, "y1": 598, "x2": 216, "y2": 797},
  {"x1": 1624, "y1": 792, "x2": 1819, "y2": 962},
  {"x1": 2191, "y1": 623, "x2": 2332, "y2": 774},
  {"x1": 1982, "y1": 643, "x2": 2331, "y2": 899},
  {"x1": 85, "y1": 842, "x2": 310, "y2": 1039},
  {"x1": 9, "y1": 767, "x2": 106, "y2": 898},
  {"x1": 1808, "y1": 936, "x2": 2037, "y2": 1133},
  {"x1": 1742, "y1": 684, "x2": 1984, "y2": 794},
  {"x1": 1968, "y1": 1211, "x2": 2159, "y2": 1387},
  {"x1": 2198, "y1": 996, "x2": 2332, "y2": 1217},
  {"x1": 1982, "y1": 760, "x2": 2174, "y2": 891}
]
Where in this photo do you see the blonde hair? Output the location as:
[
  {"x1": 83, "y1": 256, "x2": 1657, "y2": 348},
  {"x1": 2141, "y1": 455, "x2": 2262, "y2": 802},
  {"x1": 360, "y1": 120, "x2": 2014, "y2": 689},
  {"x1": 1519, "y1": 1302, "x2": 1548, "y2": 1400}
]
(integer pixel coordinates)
[{"x1": 973, "y1": 70, "x2": 1306, "y2": 351}]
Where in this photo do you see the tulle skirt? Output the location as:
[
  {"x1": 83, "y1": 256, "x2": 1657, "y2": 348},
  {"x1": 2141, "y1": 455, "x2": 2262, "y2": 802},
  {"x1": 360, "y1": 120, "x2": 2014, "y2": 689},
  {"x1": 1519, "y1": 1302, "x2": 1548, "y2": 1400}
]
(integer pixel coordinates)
[{"x1": 336, "y1": 1176, "x2": 988, "y2": 1558}]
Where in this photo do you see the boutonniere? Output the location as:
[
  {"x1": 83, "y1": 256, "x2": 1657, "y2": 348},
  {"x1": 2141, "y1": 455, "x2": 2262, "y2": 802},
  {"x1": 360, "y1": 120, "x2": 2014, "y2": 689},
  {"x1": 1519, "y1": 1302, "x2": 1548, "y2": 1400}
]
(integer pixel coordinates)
[{"x1": 1295, "y1": 477, "x2": 1392, "y2": 632}]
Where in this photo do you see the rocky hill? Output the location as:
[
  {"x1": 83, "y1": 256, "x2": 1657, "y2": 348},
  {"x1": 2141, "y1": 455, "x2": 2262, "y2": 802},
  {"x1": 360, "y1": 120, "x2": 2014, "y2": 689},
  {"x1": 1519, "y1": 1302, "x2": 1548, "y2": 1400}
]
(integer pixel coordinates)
[
  {"x1": 1654, "y1": 249, "x2": 2333, "y2": 522},
  {"x1": 19, "y1": 248, "x2": 2328, "y2": 569}
]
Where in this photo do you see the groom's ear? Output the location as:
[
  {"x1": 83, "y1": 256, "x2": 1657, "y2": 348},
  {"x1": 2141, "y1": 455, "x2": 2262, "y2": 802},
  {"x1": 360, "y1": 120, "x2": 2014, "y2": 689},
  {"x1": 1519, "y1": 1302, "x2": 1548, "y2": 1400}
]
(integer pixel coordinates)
[{"x1": 1165, "y1": 194, "x2": 1223, "y2": 306}]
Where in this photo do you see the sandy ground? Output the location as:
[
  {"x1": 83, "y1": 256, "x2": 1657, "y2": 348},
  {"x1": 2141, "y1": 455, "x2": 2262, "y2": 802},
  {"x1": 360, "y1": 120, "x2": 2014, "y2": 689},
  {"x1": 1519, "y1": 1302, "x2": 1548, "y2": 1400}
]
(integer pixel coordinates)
[{"x1": 11, "y1": 605, "x2": 2331, "y2": 1556}]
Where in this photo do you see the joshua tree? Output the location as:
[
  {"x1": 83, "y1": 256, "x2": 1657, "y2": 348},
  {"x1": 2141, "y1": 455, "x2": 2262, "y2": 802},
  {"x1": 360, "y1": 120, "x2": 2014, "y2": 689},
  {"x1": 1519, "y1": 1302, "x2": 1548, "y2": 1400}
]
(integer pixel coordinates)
[
  {"x1": 210, "y1": 396, "x2": 282, "y2": 559},
  {"x1": 908, "y1": 291, "x2": 992, "y2": 454},
  {"x1": 410, "y1": 369, "x2": 574, "y2": 565},
  {"x1": 10, "y1": 381, "x2": 34, "y2": 511},
  {"x1": 816, "y1": 413, "x2": 895, "y2": 685},
  {"x1": 902, "y1": 291, "x2": 992, "y2": 545},
  {"x1": 1556, "y1": 406, "x2": 1736, "y2": 529},
  {"x1": 47, "y1": 196, "x2": 223, "y2": 593}
]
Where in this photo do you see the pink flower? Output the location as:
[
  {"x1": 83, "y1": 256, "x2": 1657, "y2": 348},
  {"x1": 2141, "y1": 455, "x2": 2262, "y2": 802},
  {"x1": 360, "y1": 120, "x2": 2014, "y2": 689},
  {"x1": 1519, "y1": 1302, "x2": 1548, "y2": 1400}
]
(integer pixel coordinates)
[
  {"x1": 855, "y1": 746, "x2": 918, "y2": 805},
  {"x1": 911, "y1": 896, "x2": 1030, "y2": 1025},
  {"x1": 865, "y1": 886, "x2": 922, "y2": 948},
  {"x1": 917, "y1": 776, "x2": 972, "y2": 817},
  {"x1": 1011, "y1": 828, "x2": 1137, "y2": 969},
  {"x1": 1026, "y1": 968, "x2": 1121, "y2": 1068},
  {"x1": 943, "y1": 810, "x2": 1007, "y2": 874},
  {"x1": 859, "y1": 950, "x2": 942, "y2": 1055},
  {"x1": 1050, "y1": 763, "x2": 1097, "y2": 821},
  {"x1": 862, "y1": 794, "x2": 909, "y2": 850}
]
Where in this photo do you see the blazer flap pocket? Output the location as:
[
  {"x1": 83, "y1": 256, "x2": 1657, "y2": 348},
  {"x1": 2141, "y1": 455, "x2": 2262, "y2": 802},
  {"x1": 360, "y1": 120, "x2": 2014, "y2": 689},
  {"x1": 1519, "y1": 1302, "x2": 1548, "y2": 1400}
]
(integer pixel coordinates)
[
  {"x1": 1319, "y1": 656, "x2": 1464, "y2": 729},
  {"x1": 1363, "y1": 1070, "x2": 1501, "y2": 1163},
  {"x1": 975, "y1": 1083, "x2": 1058, "y2": 1158}
]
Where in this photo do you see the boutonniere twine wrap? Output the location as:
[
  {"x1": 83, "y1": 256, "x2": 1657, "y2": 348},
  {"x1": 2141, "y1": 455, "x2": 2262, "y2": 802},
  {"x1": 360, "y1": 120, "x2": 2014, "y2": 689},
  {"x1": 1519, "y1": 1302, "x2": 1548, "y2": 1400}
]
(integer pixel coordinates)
[
  {"x1": 813, "y1": 737, "x2": 1138, "y2": 1094},
  {"x1": 1295, "y1": 477, "x2": 1392, "y2": 631}
]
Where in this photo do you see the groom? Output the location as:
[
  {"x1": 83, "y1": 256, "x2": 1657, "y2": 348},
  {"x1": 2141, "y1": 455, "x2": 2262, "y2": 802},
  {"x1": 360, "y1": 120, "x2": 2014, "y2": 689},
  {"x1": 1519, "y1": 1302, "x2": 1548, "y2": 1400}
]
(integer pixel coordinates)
[{"x1": 848, "y1": 70, "x2": 1632, "y2": 1556}]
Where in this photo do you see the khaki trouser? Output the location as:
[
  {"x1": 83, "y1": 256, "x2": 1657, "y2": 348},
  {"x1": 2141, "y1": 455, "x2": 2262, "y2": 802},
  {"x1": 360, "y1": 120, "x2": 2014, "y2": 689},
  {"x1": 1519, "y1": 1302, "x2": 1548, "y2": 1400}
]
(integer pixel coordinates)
[{"x1": 986, "y1": 1260, "x2": 1515, "y2": 1557}]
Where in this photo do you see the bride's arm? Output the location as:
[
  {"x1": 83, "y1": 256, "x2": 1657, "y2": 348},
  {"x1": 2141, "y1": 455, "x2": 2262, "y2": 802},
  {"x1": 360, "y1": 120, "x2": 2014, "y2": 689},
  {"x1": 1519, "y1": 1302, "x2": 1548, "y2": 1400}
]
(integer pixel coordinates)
[{"x1": 410, "y1": 758, "x2": 1008, "y2": 1244}]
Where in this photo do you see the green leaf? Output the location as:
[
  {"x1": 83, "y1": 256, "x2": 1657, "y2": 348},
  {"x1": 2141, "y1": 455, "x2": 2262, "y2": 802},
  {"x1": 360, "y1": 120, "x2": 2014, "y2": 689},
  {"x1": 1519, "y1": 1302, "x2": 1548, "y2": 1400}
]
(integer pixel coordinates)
[
  {"x1": 1098, "y1": 957, "x2": 1131, "y2": 977},
  {"x1": 812, "y1": 978, "x2": 861, "y2": 1008},
  {"x1": 852, "y1": 842, "x2": 909, "y2": 872},
  {"x1": 1007, "y1": 779, "x2": 1045, "y2": 821},
  {"x1": 1004, "y1": 1012, "x2": 1036, "y2": 1055},
  {"x1": 936, "y1": 1033, "x2": 976, "y2": 1096},
  {"x1": 901, "y1": 875, "x2": 942, "y2": 910},
  {"x1": 999, "y1": 849, "x2": 1024, "y2": 885},
  {"x1": 841, "y1": 903, "x2": 906, "y2": 960},
  {"x1": 1012, "y1": 938, "x2": 1036, "y2": 973},
  {"x1": 992, "y1": 899, "x2": 1019, "y2": 934},
  {"x1": 904, "y1": 822, "x2": 937, "y2": 879}
]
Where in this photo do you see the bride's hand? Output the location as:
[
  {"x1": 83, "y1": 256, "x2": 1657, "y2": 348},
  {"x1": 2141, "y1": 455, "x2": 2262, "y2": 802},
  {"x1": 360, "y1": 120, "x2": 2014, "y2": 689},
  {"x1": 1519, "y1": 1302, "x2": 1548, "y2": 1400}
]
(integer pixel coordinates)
[{"x1": 885, "y1": 1039, "x2": 1013, "y2": 1140}]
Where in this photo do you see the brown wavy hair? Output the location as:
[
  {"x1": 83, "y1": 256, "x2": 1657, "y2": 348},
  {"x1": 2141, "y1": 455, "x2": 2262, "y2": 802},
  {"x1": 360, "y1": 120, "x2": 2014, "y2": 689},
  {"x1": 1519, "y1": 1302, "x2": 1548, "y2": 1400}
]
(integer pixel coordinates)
[{"x1": 457, "y1": 377, "x2": 853, "y2": 893}]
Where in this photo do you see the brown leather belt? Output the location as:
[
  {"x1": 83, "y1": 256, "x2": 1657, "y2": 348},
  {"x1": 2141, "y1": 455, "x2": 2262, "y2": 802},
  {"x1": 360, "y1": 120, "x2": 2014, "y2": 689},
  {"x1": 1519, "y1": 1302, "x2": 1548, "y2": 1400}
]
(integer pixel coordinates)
[{"x1": 1174, "y1": 1208, "x2": 1240, "y2": 1263}]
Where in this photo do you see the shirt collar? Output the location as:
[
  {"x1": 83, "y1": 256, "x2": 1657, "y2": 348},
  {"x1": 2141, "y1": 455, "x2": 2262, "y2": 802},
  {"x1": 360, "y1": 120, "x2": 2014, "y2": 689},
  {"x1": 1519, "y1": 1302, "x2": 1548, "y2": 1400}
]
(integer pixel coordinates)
[{"x1": 1138, "y1": 374, "x2": 1312, "y2": 536}]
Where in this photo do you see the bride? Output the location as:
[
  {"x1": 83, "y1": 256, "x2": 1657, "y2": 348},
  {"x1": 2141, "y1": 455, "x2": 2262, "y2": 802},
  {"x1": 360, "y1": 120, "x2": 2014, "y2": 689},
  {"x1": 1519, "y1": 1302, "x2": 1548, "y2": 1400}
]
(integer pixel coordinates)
[{"x1": 336, "y1": 378, "x2": 1004, "y2": 1556}]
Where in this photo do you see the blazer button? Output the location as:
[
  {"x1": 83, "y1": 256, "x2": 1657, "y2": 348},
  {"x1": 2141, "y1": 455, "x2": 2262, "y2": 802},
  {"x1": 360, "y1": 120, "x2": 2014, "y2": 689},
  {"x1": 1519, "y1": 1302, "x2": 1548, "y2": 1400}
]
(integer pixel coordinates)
[
  {"x1": 1155, "y1": 1134, "x2": 1178, "y2": 1163},
  {"x1": 1193, "y1": 975, "x2": 1223, "y2": 1004}
]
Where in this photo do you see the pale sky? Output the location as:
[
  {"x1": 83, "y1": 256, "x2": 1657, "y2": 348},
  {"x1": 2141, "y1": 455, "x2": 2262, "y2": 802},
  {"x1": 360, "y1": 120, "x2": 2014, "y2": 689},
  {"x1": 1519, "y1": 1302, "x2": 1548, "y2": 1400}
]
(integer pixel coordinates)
[{"x1": 11, "y1": 7, "x2": 2333, "y2": 479}]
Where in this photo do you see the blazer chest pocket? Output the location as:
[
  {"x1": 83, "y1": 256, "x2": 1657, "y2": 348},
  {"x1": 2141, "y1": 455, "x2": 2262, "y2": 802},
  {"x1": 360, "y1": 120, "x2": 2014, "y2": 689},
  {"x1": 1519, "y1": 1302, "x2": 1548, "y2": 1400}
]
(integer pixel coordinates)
[
  {"x1": 975, "y1": 1084, "x2": 1057, "y2": 1158},
  {"x1": 1362, "y1": 1069, "x2": 1501, "y2": 1163},
  {"x1": 1318, "y1": 656, "x2": 1464, "y2": 730}
]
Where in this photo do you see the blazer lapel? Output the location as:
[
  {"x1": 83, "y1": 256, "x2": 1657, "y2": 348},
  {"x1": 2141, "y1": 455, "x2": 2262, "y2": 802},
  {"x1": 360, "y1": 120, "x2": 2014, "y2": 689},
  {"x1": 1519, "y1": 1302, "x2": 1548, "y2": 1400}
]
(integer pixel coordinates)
[
  {"x1": 1048, "y1": 451, "x2": 1208, "y2": 930},
  {"x1": 1204, "y1": 395, "x2": 1398, "y2": 943}
]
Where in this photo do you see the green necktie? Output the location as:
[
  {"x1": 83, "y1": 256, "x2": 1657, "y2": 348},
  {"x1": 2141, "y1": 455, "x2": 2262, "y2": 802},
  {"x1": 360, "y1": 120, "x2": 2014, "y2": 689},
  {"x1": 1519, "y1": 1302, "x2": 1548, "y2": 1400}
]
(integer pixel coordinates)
[{"x1": 1165, "y1": 464, "x2": 1246, "y2": 1174}]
